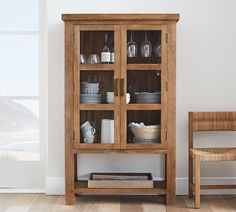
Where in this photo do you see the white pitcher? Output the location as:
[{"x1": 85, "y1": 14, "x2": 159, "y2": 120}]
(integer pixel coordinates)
[{"x1": 101, "y1": 119, "x2": 114, "y2": 144}]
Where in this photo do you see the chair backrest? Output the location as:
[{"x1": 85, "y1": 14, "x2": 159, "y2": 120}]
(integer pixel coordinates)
[{"x1": 188, "y1": 112, "x2": 236, "y2": 148}]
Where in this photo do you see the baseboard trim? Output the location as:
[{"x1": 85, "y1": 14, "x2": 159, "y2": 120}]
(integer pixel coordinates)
[
  {"x1": 45, "y1": 178, "x2": 65, "y2": 195},
  {"x1": 45, "y1": 177, "x2": 236, "y2": 195},
  {"x1": 0, "y1": 189, "x2": 44, "y2": 193}
]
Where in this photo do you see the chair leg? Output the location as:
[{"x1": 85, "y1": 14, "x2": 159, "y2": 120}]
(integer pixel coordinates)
[
  {"x1": 194, "y1": 156, "x2": 201, "y2": 209},
  {"x1": 189, "y1": 154, "x2": 193, "y2": 198}
]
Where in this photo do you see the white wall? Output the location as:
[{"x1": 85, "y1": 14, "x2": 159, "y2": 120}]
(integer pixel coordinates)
[{"x1": 46, "y1": 0, "x2": 236, "y2": 194}]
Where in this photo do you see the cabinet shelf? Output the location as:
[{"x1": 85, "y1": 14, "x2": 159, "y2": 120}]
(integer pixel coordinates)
[
  {"x1": 127, "y1": 64, "x2": 161, "y2": 71},
  {"x1": 79, "y1": 104, "x2": 114, "y2": 110},
  {"x1": 75, "y1": 180, "x2": 166, "y2": 195},
  {"x1": 73, "y1": 149, "x2": 167, "y2": 154},
  {"x1": 80, "y1": 64, "x2": 114, "y2": 71},
  {"x1": 126, "y1": 104, "x2": 161, "y2": 110}
]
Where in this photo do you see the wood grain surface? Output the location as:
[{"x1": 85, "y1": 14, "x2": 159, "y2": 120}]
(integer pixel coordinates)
[
  {"x1": 63, "y1": 14, "x2": 179, "y2": 205},
  {"x1": 0, "y1": 194, "x2": 236, "y2": 212}
]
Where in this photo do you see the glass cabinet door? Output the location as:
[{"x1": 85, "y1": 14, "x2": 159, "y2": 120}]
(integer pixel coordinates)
[
  {"x1": 73, "y1": 25, "x2": 120, "y2": 150},
  {"x1": 120, "y1": 25, "x2": 168, "y2": 149}
]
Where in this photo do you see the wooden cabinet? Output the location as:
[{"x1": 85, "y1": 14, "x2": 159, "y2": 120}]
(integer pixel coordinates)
[{"x1": 62, "y1": 14, "x2": 179, "y2": 205}]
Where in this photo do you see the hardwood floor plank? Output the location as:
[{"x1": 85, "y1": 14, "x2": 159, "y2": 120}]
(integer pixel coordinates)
[
  {"x1": 75, "y1": 196, "x2": 120, "y2": 212},
  {"x1": 29, "y1": 194, "x2": 60, "y2": 212},
  {"x1": 141, "y1": 196, "x2": 166, "y2": 212},
  {"x1": 183, "y1": 195, "x2": 213, "y2": 212},
  {"x1": 166, "y1": 196, "x2": 190, "y2": 212},
  {"x1": 120, "y1": 196, "x2": 165, "y2": 212},
  {"x1": 0, "y1": 194, "x2": 236, "y2": 211},
  {"x1": 51, "y1": 195, "x2": 75, "y2": 212},
  {"x1": 224, "y1": 195, "x2": 236, "y2": 211},
  {"x1": 5, "y1": 194, "x2": 38, "y2": 212},
  {"x1": 206, "y1": 195, "x2": 236, "y2": 212},
  {"x1": 0, "y1": 194, "x2": 18, "y2": 212}
]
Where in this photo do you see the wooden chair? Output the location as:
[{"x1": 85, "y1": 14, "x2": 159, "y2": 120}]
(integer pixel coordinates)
[{"x1": 188, "y1": 112, "x2": 236, "y2": 208}]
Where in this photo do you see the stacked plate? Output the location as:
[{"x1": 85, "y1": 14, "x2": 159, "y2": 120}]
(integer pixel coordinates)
[
  {"x1": 133, "y1": 137, "x2": 161, "y2": 144},
  {"x1": 134, "y1": 92, "x2": 161, "y2": 104},
  {"x1": 80, "y1": 82, "x2": 102, "y2": 104},
  {"x1": 80, "y1": 94, "x2": 102, "y2": 104}
]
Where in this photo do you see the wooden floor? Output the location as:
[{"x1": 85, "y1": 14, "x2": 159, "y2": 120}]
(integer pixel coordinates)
[{"x1": 0, "y1": 194, "x2": 235, "y2": 212}]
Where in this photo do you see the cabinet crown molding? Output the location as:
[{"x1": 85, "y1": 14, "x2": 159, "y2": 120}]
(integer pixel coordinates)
[{"x1": 62, "y1": 14, "x2": 180, "y2": 22}]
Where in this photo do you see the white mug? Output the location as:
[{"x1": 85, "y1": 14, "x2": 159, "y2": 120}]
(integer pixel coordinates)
[
  {"x1": 84, "y1": 135, "x2": 94, "y2": 144},
  {"x1": 81, "y1": 121, "x2": 94, "y2": 129},
  {"x1": 81, "y1": 121, "x2": 96, "y2": 137},
  {"x1": 81, "y1": 127, "x2": 96, "y2": 137}
]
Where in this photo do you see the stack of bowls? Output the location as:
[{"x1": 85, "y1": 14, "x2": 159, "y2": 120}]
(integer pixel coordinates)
[
  {"x1": 80, "y1": 82, "x2": 102, "y2": 104},
  {"x1": 81, "y1": 82, "x2": 99, "y2": 94},
  {"x1": 134, "y1": 92, "x2": 161, "y2": 104}
]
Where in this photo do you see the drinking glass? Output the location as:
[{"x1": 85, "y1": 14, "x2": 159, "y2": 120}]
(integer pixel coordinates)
[
  {"x1": 127, "y1": 31, "x2": 137, "y2": 58},
  {"x1": 88, "y1": 54, "x2": 100, "y2": 64},
  {"x1": 80, "y1": 54, "x2": 87, "y2": 64},
  {"x1": 141, "y1": 31, "x2": 152, "y2": 58}
]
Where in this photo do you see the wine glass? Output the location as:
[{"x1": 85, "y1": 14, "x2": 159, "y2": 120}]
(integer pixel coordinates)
[
  {"x1": 127, "y1": 31, "x2": 137, "y2": 58},
  {"x1": 141, "y1": 31, "x2": 152, "y2": 58},
  {"x1": 154, "y1": 43, "x2": 161, "y2": 58},
  {"x1": 154, "y1": 34, "x2": 162, "y2": 58}
]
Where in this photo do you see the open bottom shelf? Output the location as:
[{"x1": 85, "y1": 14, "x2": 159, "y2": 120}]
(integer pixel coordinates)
[{"x1": 75, "y1": 180, "x2": 166, "y2": 195}]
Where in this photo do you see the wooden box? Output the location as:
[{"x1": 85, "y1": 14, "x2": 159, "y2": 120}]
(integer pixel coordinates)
[{"x1": 88, "y1": 173, "x2": 153, "y2": 188}]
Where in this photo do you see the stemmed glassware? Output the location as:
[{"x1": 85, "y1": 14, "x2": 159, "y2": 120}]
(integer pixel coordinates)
[
  {"x1": 154, "y1": 35, "x2": 161, "y2": 58},
  {"x1": 141, "y1": 31, "x2": 152, "y2": 58},
  {"x1": 127, "y1": 31, "x2": 137, "y2": 58}
]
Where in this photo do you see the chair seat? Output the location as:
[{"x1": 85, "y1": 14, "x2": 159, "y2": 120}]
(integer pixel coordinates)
[{"x1": 190, "y1": 148, "x2": 236, "y2": 161}]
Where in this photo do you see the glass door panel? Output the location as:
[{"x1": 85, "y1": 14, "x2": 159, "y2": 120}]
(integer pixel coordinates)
[
  {"x1": 127, "y1": 70, "x2": 161, "y2": 104},
  {"x1": 80, "y1": 111, "x2": 114, "y2": 144},
  {"x1": 121, "y1": 25, "x2": 167, "y2": 149},
  {"x1": 127, "y1": 30, "x2": 162, "y2": 64},
  {"x1": 80, "y1": 71, "x2": 114, "y2": 104},
  {"x1": 74, "y1": 25, "x2": 120, "y2": 149},
  {"x1": 127, "y1": 110, "x2": 161, "y2": 144},
  {"x1": 80, "y1": 31, "x2": 114, "y2": 65}
]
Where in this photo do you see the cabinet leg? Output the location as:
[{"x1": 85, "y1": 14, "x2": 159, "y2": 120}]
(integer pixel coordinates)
[
  {"x1": 65, "y1": 193, "x2": 76, "y2": 205},
  {"x1": 166, "y1": 152, "x2": 176, "y2": 205},
  {"x1": 166, "y1": 192, "x2": 176, "y2": 205}
]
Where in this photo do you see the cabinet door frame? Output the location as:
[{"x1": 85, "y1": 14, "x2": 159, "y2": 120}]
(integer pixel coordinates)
[
  {"x1": 120, "y1": 25, "x2": 168, "y2": 150},
  {"x1": 73, "y1": 25, "x2": 121, "y2": 150}
]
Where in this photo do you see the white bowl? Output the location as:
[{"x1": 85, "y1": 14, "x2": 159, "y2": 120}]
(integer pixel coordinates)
[{"x1": 81, "y1": 87, "x2": 99, "y2": 94}]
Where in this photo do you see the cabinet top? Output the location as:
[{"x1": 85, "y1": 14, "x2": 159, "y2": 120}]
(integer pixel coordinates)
[{"x1": 61, "y1": 14, "x2": 179, "y2": 22}]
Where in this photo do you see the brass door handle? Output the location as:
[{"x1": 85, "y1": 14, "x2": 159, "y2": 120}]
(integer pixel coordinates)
[
  {"x1": 115, "y1": 78, "x2": 118, "y2": 96},
  {"x1": 120, "y1": 78, "x2": 125, "y2": 96}
]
